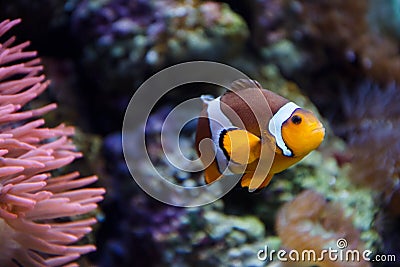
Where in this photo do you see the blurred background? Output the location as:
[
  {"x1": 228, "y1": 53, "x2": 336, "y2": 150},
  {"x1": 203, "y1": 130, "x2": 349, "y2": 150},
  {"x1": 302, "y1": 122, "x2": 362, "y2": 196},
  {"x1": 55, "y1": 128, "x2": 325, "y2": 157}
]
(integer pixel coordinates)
[{"x1": 1, "y1": 0, "x2": 399, "y2": 266}]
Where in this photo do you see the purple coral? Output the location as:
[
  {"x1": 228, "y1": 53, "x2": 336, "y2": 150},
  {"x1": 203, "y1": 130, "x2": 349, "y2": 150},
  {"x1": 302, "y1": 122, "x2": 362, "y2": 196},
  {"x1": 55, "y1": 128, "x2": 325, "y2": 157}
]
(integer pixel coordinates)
[{"x1": 0, "y1": 19, "x2": 105, "y2": 266}]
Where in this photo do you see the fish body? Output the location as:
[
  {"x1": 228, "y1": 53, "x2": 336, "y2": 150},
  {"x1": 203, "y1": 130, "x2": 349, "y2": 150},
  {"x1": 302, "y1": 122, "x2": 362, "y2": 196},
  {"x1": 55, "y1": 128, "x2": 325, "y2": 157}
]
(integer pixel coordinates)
[{"x1": 195, "y1": 79, "x2": 325, "y2": 191}]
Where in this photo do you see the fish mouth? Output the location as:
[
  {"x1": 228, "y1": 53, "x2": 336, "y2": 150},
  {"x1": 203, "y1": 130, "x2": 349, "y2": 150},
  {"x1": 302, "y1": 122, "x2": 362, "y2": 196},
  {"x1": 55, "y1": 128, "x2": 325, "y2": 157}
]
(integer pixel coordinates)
[
  {"x1": 312, "y1": 127, "x2": 325, "y2": 139},
  {"x1": 312, "y1": 127, "x2": 325, "y2": 133}
]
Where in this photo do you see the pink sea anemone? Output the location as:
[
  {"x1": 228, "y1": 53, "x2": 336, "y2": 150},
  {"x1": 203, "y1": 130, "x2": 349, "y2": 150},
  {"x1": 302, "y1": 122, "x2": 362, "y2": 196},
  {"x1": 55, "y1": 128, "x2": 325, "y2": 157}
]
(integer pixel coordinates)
[
  {"x1": 276, "y1": 190, "x2": 370, "y2": 267},
  {"x1": 0, "y1": 19, "x2": 105, "y2": 266}
]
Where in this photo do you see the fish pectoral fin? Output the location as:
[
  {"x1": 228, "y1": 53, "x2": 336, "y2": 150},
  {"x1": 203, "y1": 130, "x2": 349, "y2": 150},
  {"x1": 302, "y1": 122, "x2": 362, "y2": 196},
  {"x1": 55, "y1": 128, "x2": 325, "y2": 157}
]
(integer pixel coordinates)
[
  {"x1": 241, "y1": 173, "x2": 274, "y2": 191},
  {"x1": 221, "y1": 129, "x2": 261, "y2": 165}
]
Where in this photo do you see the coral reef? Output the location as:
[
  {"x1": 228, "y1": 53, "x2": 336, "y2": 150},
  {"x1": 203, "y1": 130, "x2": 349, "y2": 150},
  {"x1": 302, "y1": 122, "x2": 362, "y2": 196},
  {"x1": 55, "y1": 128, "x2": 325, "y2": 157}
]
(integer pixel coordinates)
[
  {"x1": 275, "y1": 190, "x2": 371, "y2": 267},
  {"x1": 70, "y1": 0, "x2": 249, "y2": 93},
  {"x1": 1, "y1": 1, "x2": 398, "y2": 266},
  {"x1": 152, "y1": 201, "x2": 272, "y2": 267},
  {"x1": 96, "y1": 187, "x2": 280, "y2": 267},
  {"x1": 0, "y1": 19, "x2": 104, "y2": 266}
]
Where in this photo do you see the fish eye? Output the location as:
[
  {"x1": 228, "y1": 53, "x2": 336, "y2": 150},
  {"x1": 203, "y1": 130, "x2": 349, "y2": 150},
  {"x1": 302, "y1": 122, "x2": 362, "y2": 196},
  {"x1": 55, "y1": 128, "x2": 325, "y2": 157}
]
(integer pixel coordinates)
[{"x1": 291, "y1": 115, "x2": 302, "y2": 125}]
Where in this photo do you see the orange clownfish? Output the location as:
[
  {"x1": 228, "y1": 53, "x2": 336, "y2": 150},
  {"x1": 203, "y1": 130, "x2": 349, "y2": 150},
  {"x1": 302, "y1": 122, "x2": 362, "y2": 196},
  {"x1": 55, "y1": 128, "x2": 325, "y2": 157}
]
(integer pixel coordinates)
[{"x1": 195, "y1": 79, "x2": 325, "y2": 191}]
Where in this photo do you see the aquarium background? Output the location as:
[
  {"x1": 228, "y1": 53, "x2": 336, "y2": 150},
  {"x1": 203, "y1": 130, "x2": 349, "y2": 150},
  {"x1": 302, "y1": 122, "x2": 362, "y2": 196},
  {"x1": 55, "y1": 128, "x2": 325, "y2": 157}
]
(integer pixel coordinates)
[{"x1": 0, "y1": 0, "x2": 399, "y2": 266}]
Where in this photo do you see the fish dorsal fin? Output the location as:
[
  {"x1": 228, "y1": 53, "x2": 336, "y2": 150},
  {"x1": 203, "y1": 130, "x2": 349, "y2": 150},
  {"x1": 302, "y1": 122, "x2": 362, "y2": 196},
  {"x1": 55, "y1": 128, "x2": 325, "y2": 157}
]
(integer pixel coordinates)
[{"x1": 230, "y1": 79, "x2": 262, "y2": 92}]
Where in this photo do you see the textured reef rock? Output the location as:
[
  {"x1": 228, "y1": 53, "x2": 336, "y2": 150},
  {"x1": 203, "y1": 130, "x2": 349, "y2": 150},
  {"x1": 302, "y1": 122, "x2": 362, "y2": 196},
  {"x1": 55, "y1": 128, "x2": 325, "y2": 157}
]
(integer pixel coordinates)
[
  {"x1": 70, "y1": 0, "x2": 249, "y2": 93},
  {"x1": 151, "y1": 201, "x2": 274, "y2": 267},
  {"x1": 96, "y1": 186, "x2": 279, "y2": 267}
]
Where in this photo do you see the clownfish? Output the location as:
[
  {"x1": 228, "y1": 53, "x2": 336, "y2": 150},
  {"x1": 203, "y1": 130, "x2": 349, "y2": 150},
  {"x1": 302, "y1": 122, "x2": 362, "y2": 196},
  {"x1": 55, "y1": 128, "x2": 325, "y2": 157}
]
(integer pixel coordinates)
[{"x1": 195, "y1": 79, "x2": 325, "y2": 191}]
